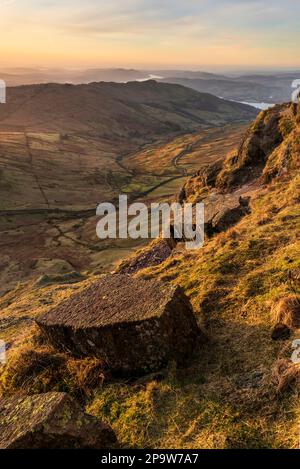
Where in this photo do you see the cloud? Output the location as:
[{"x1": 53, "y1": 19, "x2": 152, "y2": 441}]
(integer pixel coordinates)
[
  {"x1": 42, "y1": 0, "x2": 299, "y2": 38},
  {"x1": 0, "y1": 0, "x2": 299, "y2": 68},
  {"x1": 0, "y1": 0, "x2": 15, "y2": 5}
]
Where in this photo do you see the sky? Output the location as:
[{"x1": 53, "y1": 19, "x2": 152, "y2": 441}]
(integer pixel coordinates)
[{"x1": 0, "y1": 0, "x2": 300, "y2": 70}]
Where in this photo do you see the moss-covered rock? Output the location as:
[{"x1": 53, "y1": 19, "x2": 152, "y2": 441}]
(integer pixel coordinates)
[
  {"x1": 0, "y1": 392, "x2": 117, "y2": 449},
  {"x1": 36, "y1": 274, "x2": 204, "y2": 376}
]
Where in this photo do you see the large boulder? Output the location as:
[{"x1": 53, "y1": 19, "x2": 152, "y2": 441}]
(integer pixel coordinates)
[
  {"x1": 0, "y1": 392, "x2": 117, "y2": 449},
  {"x1": 36, "y1": 274, "x2": 202, "y2": 375}
]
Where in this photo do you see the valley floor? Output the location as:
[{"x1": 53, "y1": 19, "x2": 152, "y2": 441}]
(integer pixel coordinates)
[
  {"x1": 0, "y1": 114, "x2": 299, "y2": 449},
  {"x1": 0, "y1": 124, "x2": 244, "y2": 295}
]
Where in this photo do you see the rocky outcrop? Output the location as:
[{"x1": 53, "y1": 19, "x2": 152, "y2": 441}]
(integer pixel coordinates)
[
  {"x1": 117, "y1": 238, "x2": 176, "y2": 275},
  {"x1": 178, "y1": 160, "x2": 223, "y2": 205},
  {"x1": 216, "y1": 103, "x2": 299, "y2": 190},
  {"x1": 36, "y1": 274, "x2": 203, "y2": 375},
  {"x1": 180, "y1": 103, "x2": 299, "y2": 205},
  {"x1": 0, "y1": 392, "x2": 117, "y2": 449},
  {"x1": 175, "y1": 103, "x2": 300, "y2": 240},
  {"x1": 210, "y1": 196, "x2": 251, "y2": 233},
  {"x1": 203, "y1": 192, "x2": 251, "y2": 234},
  {"x1": 196, "y1": 160, "x2": 224, "y2": 189}
]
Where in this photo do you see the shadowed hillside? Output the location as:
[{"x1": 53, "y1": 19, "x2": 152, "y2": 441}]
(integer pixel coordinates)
[{"x1": 0, "y1": 80, "x2": 257, "y2": 135}]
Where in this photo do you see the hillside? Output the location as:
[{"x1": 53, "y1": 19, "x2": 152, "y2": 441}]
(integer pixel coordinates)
[
  {"x1": 2, "y1": 67, "x2": 299, "y2": 105},
  {"x1": 0, "y1": 80, "x2": 256, "y2": 135},
  {"x1": 0, "y1": 102, "x2": 299, "y2": 448},
  {"x1": 0, "y1": 125, "x2": 245, "y2": 295},
  {"x1": 0, "y1": 80, "x2": 250, "y2": 293},
  {"x1": 0, "y1": 80, "x2": 256, "y2": 213}
]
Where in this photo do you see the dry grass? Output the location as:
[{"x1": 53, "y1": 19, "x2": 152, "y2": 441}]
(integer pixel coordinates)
[
  {"x1": 0, "y1": 332, "x2": 107, "y2": 402},
  {"x1": 272, "y1": 359, "x2": 300, "y2": 394},
  {"x1": 1, "y1": 170, "x2": 298, "y2": 448},
  {"x1": 85, "y1": 170, "x2": 299, "y2": 449},
  {"x1": 272, "y1": 296, "x2": 300, "y2": 328},
  {"x1": 0, "y1": 108, "x2": 299, "y2": 448}
]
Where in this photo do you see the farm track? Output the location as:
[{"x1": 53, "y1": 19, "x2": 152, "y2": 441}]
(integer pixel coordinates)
[{"x1": 25, "y1": 133, "x2": 51, "y2": 208}]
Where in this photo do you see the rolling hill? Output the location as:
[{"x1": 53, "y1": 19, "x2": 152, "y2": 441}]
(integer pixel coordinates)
[
  {"x1": 0, "y1": 80, "x2": 257, "y2": 136},
  {"x1": 0, "y1": 80, "x2": 256, "y2": 213},
  {"x1": 0, "y1": 80, "x2": 252, "y2": 294},
  {"x1": 2, "y1": 66, "x2": 299, "y2": 105}
]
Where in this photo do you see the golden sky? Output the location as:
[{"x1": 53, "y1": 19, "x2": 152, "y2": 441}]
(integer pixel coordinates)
[{"x1": 1, "y1": 0, "x2": 300, "y2": 69}]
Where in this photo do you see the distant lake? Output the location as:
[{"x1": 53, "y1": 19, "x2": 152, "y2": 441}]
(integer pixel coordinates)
[
  {"x1": 220, "y1": 97, "x2": 275, "y2": 110},
  {"x1": 240, "y1": 101, "x2": 275, "y2": 110},
  {"x1": 137, "y1": 74, "x2": 164, "y2": 82}
]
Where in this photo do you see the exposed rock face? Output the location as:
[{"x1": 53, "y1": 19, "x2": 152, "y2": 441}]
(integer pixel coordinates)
[
  {"x1": 216, "y1": 103, "x2": 299, "y2": 190},
  {"x1": 118, "y1": 238, "x2": 176, "y2": 275},
  {"x1": 211, "y1": 197, "x2": 251, "y2": 233},
  {"x1": 179, "y1": 103, "x2": 299, "y2": 218},
  {"x1": 203, "y1": 192, "x2": 251, "y2": 234},
  {"x1": 178, "y1": 160, "x2": 223, "y2": 205},
  {"x1": 36, "y1": 274, "x2": 202, "y2": 375},
  {"x1": 197, "y1": 160, "x2": 224, "y2": 189},
  {"x1": 177, "y1": 106, "x2": 298, "y2": 237},
  {"x1": 0, "y1": 392, "x2": 117, "y2": 449}
]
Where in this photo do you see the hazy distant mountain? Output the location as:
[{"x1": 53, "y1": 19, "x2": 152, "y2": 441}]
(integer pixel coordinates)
[
  {"x1": 0, "y1": 68, "x2": 147, "y2": 86},
  {"x1": 159, "y1": 77, "x2": 282, "y2": 103},
  {"x1": 153, "y1": 70, "x2": 229, "y2": 80},
  {"x1": 0, "y1": 80, "x2": 257, "y2": 137},
  {"x1": 1, "y1": 67, "x2": 298, "y2": 104},
  {"x1": 160, "y1": 71, "x2": 300, "y2": 104}
]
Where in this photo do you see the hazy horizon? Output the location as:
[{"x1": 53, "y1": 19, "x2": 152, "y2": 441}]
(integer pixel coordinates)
[{"x1": 1, "y1": 65, "x2": 300, "y2": 75}]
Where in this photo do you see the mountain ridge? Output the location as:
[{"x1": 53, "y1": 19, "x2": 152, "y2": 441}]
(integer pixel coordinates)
[{"x1": 0, "y1": 80, "x2": 257, "y2": 137}]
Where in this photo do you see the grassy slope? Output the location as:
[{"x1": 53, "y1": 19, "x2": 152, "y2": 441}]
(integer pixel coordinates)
[
  {"x1": 0, "y1": 104, "x2": 299, "y2": 449},
  {"x1": 86, "y1": 172, "x2": 299, "y2": 449},
  {"x1": 86, "y1": 105, "x2": 300, "y2": 449}
]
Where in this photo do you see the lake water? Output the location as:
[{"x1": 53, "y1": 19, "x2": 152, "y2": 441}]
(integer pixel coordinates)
[
  {"x1": 137, "y1": 74, "x2": 164, "y2": 82},
  {"x1": 240, "y1": 101, "x2": 275, "y2": 110}
]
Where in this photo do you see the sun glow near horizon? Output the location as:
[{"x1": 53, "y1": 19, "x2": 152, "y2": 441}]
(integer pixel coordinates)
[{"x1": 0, "y1": 0, "x2": 300, "y2": 69}]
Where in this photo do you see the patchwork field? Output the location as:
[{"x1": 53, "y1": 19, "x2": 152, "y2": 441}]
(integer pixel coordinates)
[{"x1": 0, "y1": 124, "x2": 246, "y2": 295}]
